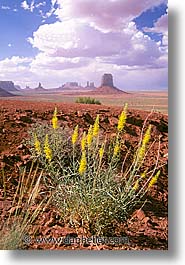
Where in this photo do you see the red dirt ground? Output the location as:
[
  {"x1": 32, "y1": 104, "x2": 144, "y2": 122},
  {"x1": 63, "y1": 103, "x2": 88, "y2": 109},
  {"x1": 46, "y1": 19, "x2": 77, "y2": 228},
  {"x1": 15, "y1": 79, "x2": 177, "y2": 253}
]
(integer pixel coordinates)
[{"x1": 0, "y1": 99, "x2": 168, "y2": 250}]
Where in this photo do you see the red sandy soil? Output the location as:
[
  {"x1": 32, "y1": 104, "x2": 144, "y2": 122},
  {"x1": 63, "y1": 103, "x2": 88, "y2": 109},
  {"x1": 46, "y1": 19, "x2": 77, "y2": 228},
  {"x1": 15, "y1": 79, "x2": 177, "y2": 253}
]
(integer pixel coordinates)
[{"x1": 0, "y1": 99, "x2": 168, "y2": 250}]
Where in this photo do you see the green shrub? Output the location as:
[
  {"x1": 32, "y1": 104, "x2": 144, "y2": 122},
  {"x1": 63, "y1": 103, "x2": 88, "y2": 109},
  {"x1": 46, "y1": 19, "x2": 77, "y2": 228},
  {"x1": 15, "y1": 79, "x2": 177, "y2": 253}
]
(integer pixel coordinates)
[
  {"x1": 75, "y1": 97, "x2": 101, "y2": 105},
  {"x1": 27, "y1": 104, "x2": 161, "y2": 236}
]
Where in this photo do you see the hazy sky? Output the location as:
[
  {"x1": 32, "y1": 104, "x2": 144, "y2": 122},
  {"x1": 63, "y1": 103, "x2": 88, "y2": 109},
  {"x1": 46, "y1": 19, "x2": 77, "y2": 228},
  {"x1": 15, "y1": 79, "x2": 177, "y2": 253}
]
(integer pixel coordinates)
[{"x1": 0, "y1": 0, "x2": 168, "y2": 90}]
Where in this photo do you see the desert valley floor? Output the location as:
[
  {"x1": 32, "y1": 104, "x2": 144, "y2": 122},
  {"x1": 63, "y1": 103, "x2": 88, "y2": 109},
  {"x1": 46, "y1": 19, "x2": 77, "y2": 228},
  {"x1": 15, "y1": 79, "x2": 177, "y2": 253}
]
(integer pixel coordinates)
[{"x1": 0, "y1": 93, "x2": 168, "y2": 250}]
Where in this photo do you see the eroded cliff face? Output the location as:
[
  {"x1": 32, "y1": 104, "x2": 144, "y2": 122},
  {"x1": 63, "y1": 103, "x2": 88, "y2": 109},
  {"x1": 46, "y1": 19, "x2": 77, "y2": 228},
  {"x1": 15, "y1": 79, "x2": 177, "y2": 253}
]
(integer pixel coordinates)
[
  {"x1": 0, "y1": 81, "x2": 17, "y2": 91},
  {"x1": 0, "y1": 87, "x2": 13, "y2": 97},
  {"x1": 101, "y1": 73, "x2": 114, "y2": 87}
]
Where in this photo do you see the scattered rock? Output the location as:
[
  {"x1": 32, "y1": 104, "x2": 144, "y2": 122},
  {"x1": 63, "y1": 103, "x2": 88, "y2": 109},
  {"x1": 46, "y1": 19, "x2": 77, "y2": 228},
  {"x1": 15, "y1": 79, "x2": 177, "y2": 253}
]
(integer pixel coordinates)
[
  {"x1": 19, "y1": 115, "x2": 33, "y2": 123},
  {"x1": 83, "y1": 112, "x2": 94, "y2": 124}
]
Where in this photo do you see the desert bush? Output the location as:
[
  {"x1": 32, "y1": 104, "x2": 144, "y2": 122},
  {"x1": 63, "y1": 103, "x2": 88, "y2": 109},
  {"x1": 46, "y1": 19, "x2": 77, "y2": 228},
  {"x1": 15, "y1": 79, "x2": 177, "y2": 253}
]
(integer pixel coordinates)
[
  {"x1": 27, "y1": 105, "x2": 161, "y2": 236},
  {"x1": 75, "y1": 97, "x2": 101, "y2": 105}
]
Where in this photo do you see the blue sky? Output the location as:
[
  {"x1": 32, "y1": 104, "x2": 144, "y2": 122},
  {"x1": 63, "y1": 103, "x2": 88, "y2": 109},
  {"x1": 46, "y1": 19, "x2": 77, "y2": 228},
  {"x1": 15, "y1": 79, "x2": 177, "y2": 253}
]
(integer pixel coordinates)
[
  {"x1": 0, "y1": 0, "x2": 58, "y2": 59},
  {"x1": 0, "y1": 0, "x2": 168, "y2": 90},
  {"x1": 134, "y1": 3, "x2": 167, "y2": 42}
]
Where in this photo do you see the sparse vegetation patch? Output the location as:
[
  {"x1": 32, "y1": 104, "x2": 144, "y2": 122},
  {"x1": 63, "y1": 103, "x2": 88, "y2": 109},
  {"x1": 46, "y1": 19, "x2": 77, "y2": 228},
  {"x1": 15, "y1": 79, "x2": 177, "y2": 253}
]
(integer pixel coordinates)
[{"x1": 75, "y1": 97, "x2": 101, "y2": 105}]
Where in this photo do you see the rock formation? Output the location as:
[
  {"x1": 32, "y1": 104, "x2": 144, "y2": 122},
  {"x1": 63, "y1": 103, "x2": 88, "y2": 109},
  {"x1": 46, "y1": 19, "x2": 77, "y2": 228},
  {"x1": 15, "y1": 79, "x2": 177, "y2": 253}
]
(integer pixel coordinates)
[
  {"x1": 35, "y1": 82, "x2": 46, "y2": 91},
  {"x1": 0, "y1": 81, "x2": 18, "y2": 91},
  {"x1": 25, "y1": 85, "x2": 31, "y2": 90},
  {"x1": 0, "y1": 87, "x2": 14, "y2": 97},
  {"x1": 90, "y1": 82, "x2": 95, "y2": 88},
  {"x1": 101, "y1": 74, "x2": 114, "y2": 87},
  {"x1": 59, "y1": 82, "x2": 83, "y2": 91},
  {"x1": 65, "y1": 82, "x2": 78, "y2": 87},
  {"x1": 15, "y1": 85, "x2": 22, "y2": 90},
  {"x1": 93, "y1": 73, "x2": 127, "y2": 94},
  {"x1": 85, "y1": 81, "x2": 95, "y2": 89}
]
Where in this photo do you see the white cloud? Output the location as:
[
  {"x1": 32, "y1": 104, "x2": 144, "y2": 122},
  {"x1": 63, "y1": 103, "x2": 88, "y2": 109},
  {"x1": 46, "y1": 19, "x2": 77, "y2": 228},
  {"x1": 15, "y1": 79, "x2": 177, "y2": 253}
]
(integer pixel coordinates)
[
  {"x1": 154, "y1": 13, "x2": 168, "y2": 33},
  {"x1": 21, "y1": 0, "x2": 35, "y2": 12},
  {"x1": 55, "y1": 0, "x2": 167, "y2": 32},
  {"x1": 144, "y1": 13, "x2": 168, "y2": 50},
  {"x1": 21, "y1": 1, "x2": 30, "y2": 10},
  {"x1": 154, "y1": 13, "x2": 168, "y2": 47},
  {"x1": 28, "y1": 20, "x2": 165, "y2": 68},
  {"x1": 30, "y1": 0, "x2": 35, "y2": 12},
  {"x1": 35, "y1": 1, "x2": 46, "y2": 8},
  {"x1": 28, "y1": 21, "x2": 125, "y2": 56},
  {"x1": 30, "y1": 52, "x2": 91, "y2": 71},
  {"x1": 0, "y1": 56, "x2": 32, "y2": 67},
  {"x1": 1, "y1": 6, "x2": 10, "y2": 10},
  {"x1": 0, "y1": 56, "x2": 36, "y2": 87}
]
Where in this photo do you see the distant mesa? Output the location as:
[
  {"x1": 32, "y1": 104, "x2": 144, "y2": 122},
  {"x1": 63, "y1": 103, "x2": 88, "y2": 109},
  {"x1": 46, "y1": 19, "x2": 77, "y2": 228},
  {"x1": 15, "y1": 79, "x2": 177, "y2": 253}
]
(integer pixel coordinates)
[
  {"x1": 66, "y1": 82, "x2": 78, "y2": 87},
  {"x1": 93, "y1": 73, "x2": 127, "y2": 94},
  {"x1": 58, "y1": 81, "x2": 95, "y2": 91},
  {"x1": 0, "y1": 81, "x2": 18, "y2": 92},
  {"x1": 59, "y1": 82, "x2": 82, "y2": 91},
  {"x1": 0, "y1": 87, "x2": 14, "y2": 97},
  {"x1": 15, "y1": 85, "x2": 22, "y2": 90}
]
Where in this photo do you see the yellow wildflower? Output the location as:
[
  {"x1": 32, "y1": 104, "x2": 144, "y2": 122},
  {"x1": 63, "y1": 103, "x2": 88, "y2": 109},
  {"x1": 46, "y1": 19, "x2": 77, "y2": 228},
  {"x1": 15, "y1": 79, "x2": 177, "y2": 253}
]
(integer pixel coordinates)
[
  {"x1": 148, "y1": 170, "x2": 160, "y2": 188},
  {"x1": 141, "y1": 170, "x2": 147, "y2": 179},
  {"x1": 138, "y1": 125, "x2": 152, "y2": 162},
  {"x1": 81, "y1": 131, "x2": 86, "y2": 151},
  {"x1": 44, "y1": 134, "x2": 52, "y2": 162},
  {"x1": 87, "y1": 125, "x2": 93, "y2": 148},
  {"x1": 99, "y1": 145, "x2": 104, "y2": 160},
  {"x1": 133, "y1": 180, "x2": 139, "y2": 191},
  {"x1": 52, "y1": 107, "x2": 58, "y2": 129},
  {"x1": 79, "y1": 151, "x2": 87, "y2": 175},
  {"x1": 113, "y1": 141, "x2": 120, "y2": 157},
  {"x1": 34, "y1": 133, "x2": 41, "y2": 155},
  {"x1": 117, "y1": 103, "x2": 128, "y2": 132},
  {"x1": 72, "y1": 125, "x2": 79, "y2": 145},
  {"x1": 143, "y1": 124, "x2": 152, "y2": 146},
  {"x1": 93, "y1": 115, "x2": 100, "y2": 137}
]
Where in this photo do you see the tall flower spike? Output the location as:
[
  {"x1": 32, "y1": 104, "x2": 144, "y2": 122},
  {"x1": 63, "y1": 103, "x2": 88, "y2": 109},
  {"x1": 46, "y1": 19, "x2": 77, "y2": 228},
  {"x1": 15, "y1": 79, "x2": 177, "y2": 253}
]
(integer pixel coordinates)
[
  {"x1": 44, "y1": 134, "x2": 52, "y2": 162},
  {"x1": 117, "y1": 103, "x2": 128, "y2": 132},
  {"x1": 79, "y1": 151, "x2": 87, "y2": 175},
  {"x1": 87, "y1": 125, "x2": 93, "y2": 148},
  {"x1": 52, "y1": 107, "x2": 58, "y2": 129},
  {"x1": 143, "y1": 124, "x2": 152, "y2": 146},
  {"x1": 148, "y1": 170, "x2": 160, "y2": 188},
  {"x1": 133, "y1": 180, "x2": 139, "y2": 191},
  {"x1": 141, "y1": 170, "x2": 147, "y2": 179},
  {"x1": 138, "y1": 124, "x2": 152, "y2": 162},
  {"x1": 113, "y1": 140, "x2": 120, "y2": 157},
  {"x1": 72, "y1": 125, "x2": 79, "y2": 145},
  {"x1": 93, "y1": 115, "x2": 100, "y2": 137},
  {"x1": 99, "y1": 144, "x2": 104, "y2": 160},
  {"x1": 34, "y1": 133, "x2": 41, "y2": 155},
  {"x1": 81, "y1": 131, "x2": 86, "y2": 151}
]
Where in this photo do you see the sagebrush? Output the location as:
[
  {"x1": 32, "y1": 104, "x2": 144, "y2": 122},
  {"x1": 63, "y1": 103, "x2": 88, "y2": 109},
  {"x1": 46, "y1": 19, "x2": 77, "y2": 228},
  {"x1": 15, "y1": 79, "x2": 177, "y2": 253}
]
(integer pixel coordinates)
[
  {"x1": 75, "y1": 97, "x2": 101, "y2": 105},
  {"x1": 27, "y1": 104, "x2": 161, "y2": 236}
]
